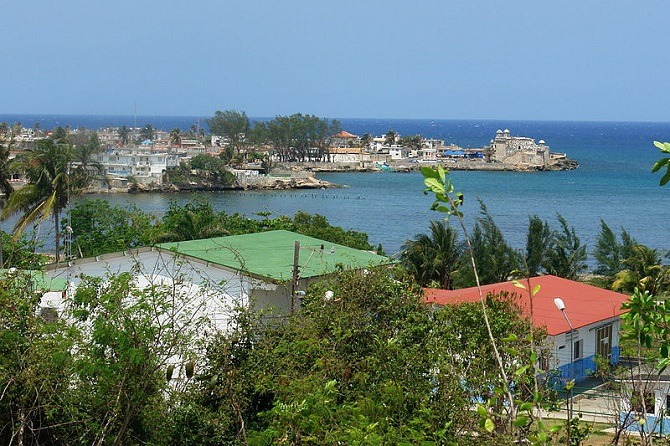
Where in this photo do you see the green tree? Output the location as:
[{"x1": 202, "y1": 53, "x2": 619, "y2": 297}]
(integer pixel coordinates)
[
  {"x1": 525, "y1": 215, "x2": 552, "y2": 276},
  {"x1": 400, "y1": 134, "x2": 422, "y2": 151},
  {"x1": 208, "y1": 110, "x2": 250, "y2": 158},
  {"x1": 158, "y1": 199, "x2": 228, "y2": 242},
  {"x1": 139, "y1": 123, "x2": 156, "y2": 142},
  {"x1": 72, "y1": 132, "x2": 105, "y2": 184},
  {"x1": 593, "y1": 219, "x2": 637, "y2": 282},
  {"x1": 0, "y1": 272, "x2": 74, "y2": 446},
  {"x1": 1, "y1": 139, "x2": 90, "y2": 261},
  {"x1": 169, "y1": 127, "x2": 183, "y2": 147},
  {"x1": 400, "y1": 220, "x2": 461, "y2": 288},
  {"x1": 360, "y1": 132, "x2": 373, "y2": 151},
  {"x1": 67, "y1": 199, "x2": 158, "y2": 256},
  {"x1": 59, "y1": 272, "x2": 203, "y2": 445},
  {"x1": 51, "y1": 125, "x2": 69, "y2": 142},
  {"x1": 118, "y1": 125, "x2": 131, "y2": 145},
  {"x1": 454, "y1": 200, "x2": 520, "y2": 287},
  {"x1": 384, "y1": 129, "x2": 398, "y2": 146},
  {"x1": 543, "y1": 214, "x2": 587, "y2": 280},
  {"x1": 612, "y1": 244, "x2": 670, "y2": 295},
  {"x1": 198, "y1": 267, "x2": 464, "y2": 444},
  {"x1": 0, "y1": 125, "x2": 15, "y2": 206}
]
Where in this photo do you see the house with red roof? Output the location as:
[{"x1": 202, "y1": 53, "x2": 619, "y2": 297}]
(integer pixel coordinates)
[{"x1": 424, "y1": 275, "x2": 631, "y2": 383}]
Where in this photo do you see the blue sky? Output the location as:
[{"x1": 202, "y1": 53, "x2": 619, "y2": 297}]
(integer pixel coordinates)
[{"x1": 2, "y1": 1, "x2": 668, "y2": 121}]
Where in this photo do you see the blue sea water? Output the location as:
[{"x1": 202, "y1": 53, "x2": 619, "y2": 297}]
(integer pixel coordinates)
[{"x1": 2, "y1": 114, "x2": 670, "y2": 263}]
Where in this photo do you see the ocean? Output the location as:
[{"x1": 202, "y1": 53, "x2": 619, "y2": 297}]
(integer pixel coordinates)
[{"x1": 2, "y1": 114, "x2": 670, "y2": 262}]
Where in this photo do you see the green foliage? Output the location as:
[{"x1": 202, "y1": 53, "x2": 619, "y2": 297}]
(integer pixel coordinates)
[
  {"x1": 165, "y1": 157, "x2": 235, "y2": 188},
  {"x1": 261, "y1": 113, "x2": 340, "y2": 162},
  {"x1": 525, "y1": 215, "x2": 551, "y2": 276},
  {"x1": 0, "y1": 230, "x2": 46, "y2": 269},
  {"x1": 67, "y1": 199, "x2": 159, "y2": 256},
  {"x1": 454, "y1": 200, "x2": 520, "y2": 287},
  {"x1": 208, "y1": 109, "x2": 250, "y2": 157},
  {"x1": 159, "y1": 198, "x2": 228, "y2": 242},
  {"x1": 543, "y1": 214, "x2": 587, "y2": 280},
  {"x1": 197, "y1": 267, "x2": 475, "y2": 443},
  {"x1": 139, "y1": 123, "x2": 156, "y2": 142},
  {"x1": 1, "y1": 138, "x2": 96, "y2": 261},
  {"x1": 0, "y1": 272, "x2": 74, "y2": 445},
  {"x1": 400, "y1": 220, "x2": 461, "y2": 288},
  {"x1": 611, "y1": 244, "x2": 670, "y2": 295},
  {"x1": 593, "y1": 219, "x2": 624, "y2": 278},
  {"x1": 652, "y1": 140, "x2": 670, "y2": 185},
  {"x1": 68, "y1": 198, "x2": 378, "y2": 257}
]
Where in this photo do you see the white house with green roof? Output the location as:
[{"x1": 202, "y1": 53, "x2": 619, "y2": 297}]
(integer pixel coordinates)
[{"x1": 44, "y1": 230, "x2": 390, "y2": 329}]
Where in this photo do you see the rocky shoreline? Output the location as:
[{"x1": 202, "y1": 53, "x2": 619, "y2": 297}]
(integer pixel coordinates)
[{"x1": 111, "y1": 157, "x2": 578, "y2": 194}]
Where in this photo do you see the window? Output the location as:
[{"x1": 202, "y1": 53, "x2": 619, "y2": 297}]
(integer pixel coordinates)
[
  {"x1": 596, "y1": 324, "x2": 613, "y2": 359},
  {"x1": 573, "y1": 339, "x2": 582, "y2": 360}
]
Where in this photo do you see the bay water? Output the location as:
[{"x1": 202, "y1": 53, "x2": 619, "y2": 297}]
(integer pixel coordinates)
[{"x1": 3, "y1": 115, "x2": 670, "y2": 263}]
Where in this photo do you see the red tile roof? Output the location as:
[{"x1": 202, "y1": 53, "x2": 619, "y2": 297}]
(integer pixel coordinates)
[
  {"x1": 423, "y1": 275, "x2": 630, "y2": 336},
  {"x1": 332, "y1": 130, "x2": 358, "y2": 139}
]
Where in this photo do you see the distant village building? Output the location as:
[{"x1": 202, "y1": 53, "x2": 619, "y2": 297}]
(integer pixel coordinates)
[
  {"x1": 94, "y1": 150, "x2": 180, "y2": 185},
  {"x1": 489, "y1": 129, "x2": 550, "y2": 167},
  {"x1": 331, "y1": 130, "x2": 359, "y2": 148}
]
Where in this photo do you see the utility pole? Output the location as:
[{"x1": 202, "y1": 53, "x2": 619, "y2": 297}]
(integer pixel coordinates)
[{"x1": 291, "y1": 241, "x2": 300, "y2": 314}]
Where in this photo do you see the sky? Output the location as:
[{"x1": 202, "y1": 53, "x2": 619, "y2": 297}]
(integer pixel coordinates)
[{"x1": 2, "y1": 1, "x2": 669, "y2": 121}]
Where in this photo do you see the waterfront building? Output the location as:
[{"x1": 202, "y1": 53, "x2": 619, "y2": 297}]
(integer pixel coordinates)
[{"x1": 489, "y1": 129, "x2": 550, "y2": 167}]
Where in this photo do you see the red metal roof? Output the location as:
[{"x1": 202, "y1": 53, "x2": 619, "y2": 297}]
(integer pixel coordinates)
[{"x1": 423, "y1": 275, "x2": 630, "y2": 336}]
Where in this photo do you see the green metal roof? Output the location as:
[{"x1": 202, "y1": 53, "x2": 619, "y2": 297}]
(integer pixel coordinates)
[
  {"x1": 0, "y1": 269, "x2": 68, "y2": 291},
  {"x1": 158, "y1": 230, "x2": 390, "y2": 282}
]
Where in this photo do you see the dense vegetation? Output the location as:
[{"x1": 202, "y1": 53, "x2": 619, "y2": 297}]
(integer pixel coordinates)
[
  {"x1": 1, "y1": 265, "x2": 552, "y2": 445},
  {"x1": 64, "y1": 198, "x2": 381, "y2": 258}
]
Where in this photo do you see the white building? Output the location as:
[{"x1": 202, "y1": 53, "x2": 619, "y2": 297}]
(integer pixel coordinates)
[
  {"x1": 424, "y1": 275, "x2": 631, "y2": 384},
  {"x1": 44, "y1": 230, "x2": 391, "y2": 327},
  {"x1": 95, "y1": 150, "x2": 181, "y2": 184}
]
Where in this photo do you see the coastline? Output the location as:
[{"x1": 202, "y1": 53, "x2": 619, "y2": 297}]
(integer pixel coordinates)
[{"x1": 86, "y1": 157, "x2": 579, "y2": 194}]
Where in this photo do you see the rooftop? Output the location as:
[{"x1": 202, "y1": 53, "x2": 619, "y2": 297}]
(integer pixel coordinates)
[
  {"x1": 424, "y1": 275, "x2": 630, "y2": 336},
  {"x1": 158, "y1": 230, "x2": 390, "y2": 282}
]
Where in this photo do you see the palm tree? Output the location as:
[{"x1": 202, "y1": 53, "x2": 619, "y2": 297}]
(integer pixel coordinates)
[
  {"x1": 73, "y1": 133, "x2": 105, "y2": 186},
  {"x1": 117, "y1": 125, "x2": 131, "y2": 146},
  {"x1": 360, "y1": 133, "x2": 373, "y2": 151},
  {"x1": 139, "y1": 124, "x2": 156, "y2": 142},
  {"x1": 612, "y1": 244, "x2": 670, "y2": 295},
  {"x1": 400, "y1": 220, "x2": 461, "y2": 289},
  {"x1": 1, "y1": 139, "x2": 90, "y2": 262},
  {"x1": 0, "y1": 131, "x2": 14, "y2": 206},
  {"x1": 169, "y1": 128, "x2": 183, "y2": 148},
  {"x1": 384, "y1": 129, "x2": 398, "y2": 147}
]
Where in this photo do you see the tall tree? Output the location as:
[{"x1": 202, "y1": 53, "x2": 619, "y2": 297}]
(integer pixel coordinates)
[
  {"x1": 207, "y1": 110, "x2": 250, "y2": 157},
  {"x1": 525, "y1": 215, "x2": 551, "y2": 276},
  {"x1": 0, "y1": 126, "x2": 15, "y2": 206},
  {"x1": 72, "y1": 133, "x2": 104, "y2": 181},
  {"x1": 360, "y1": 132, "x2": 373, "y2": 151},
  {"x1": 593, "y1": 219, "x2": 637, "y2": 281},
  {"x1": 454, "y1": 200, "x2": 519, "y2": 287},
  {"x1": 384, "y1": 129, "x2": 398, "y2": 146},
  {"x1": 169, "y1": 127, "x2": 183, "y2": 148},
  {"x1": 612, "y1": 244, "x2": 669, "y2": 295},
  {"x1": 117, "y1": 125, "x2": 131, "y2": 146},
  {"x1": 400, "y1": 220, "x2": 461, "y2": 289},
  {"x1": 139, "y1": 124, "x2": 156, "y2": 142},
  {"x1": 543, "y1": 214, "x2": 587, "y2": 280},
  {"x1": 1, "y1": 139, "x2": 91, "y2": 261}
]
